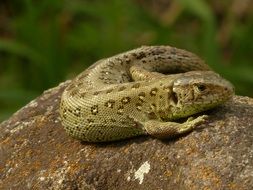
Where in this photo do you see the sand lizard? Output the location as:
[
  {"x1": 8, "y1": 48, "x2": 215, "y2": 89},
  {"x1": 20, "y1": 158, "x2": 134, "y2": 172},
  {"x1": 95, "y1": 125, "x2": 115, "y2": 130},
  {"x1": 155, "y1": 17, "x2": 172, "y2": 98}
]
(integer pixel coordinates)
[{"x1": 59, "y1": 46, "x2": 234, "y2": 142}]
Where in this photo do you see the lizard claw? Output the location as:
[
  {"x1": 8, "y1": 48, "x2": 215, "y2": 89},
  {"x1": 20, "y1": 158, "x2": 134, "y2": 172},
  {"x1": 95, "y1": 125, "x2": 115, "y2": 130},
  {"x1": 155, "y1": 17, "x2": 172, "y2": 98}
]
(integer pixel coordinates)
[{"x1": 191, "y1": 115, "x2": 208, "y2": 126}]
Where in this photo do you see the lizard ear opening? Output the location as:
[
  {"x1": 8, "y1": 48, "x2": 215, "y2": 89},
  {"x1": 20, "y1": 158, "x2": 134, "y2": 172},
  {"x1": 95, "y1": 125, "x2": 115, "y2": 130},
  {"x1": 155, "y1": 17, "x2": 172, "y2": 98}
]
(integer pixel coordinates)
[{"x1": 171, "y1": 92, "x2": 178, "y2": 105}]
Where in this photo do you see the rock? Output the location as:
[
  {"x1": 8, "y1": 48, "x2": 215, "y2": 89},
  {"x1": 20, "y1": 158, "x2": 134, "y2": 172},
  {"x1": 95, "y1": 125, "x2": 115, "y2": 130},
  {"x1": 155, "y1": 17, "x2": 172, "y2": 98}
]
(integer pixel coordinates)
[{"x1": 0, "y1": 81, "x2": 253, "y2": 190}]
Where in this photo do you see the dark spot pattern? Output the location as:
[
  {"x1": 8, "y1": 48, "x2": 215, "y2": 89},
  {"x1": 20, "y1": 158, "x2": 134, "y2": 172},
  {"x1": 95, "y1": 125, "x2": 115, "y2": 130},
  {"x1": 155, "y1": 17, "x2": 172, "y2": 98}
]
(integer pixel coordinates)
[
  {"x1": 62, "y1": 109, "x2": 67, "y2": 119},
  {"x1": 103, "y1": 81, "x2": 114, "y2": 84},
  {"x1": 121, "y1": 97, "x2": 131, "y2": 104},
  {"x1": 117, "y1": 105, "x2": 124, "y2": 115},
  {"x1": 76, "y1": 82, "x2": 83, "y2": 87},
  {"x1": 110, "y1": 118, "x2": 117, "y2": 122},
  {"x1": 136, "y1": 51, "x2": 146, "y2": 59},
  {"x1": 138, "y1": 92, "x2": 146, "y2": 102},
  {"x1": 93, "y1": 91, "x2": 100, "y2": 95},
  {"x1": 68, "y1": 108, "x2": 73, "y2": 113},
  {"x1": 120, "y1": 120, "x2": 128, "y2": 125},
  {"x1": 147, "y1": 111, "x2": 157, "y2": 119},
  {"x1": 107, "y1": 61, "x2": 115, "y2": 68},
  {"x1": 67, "y1": 84, "x2": 75, "y2": 91},
  {"x1": 73, "y1": 107, "x2": 81, "y2": 117},
  {"x1": 150, "y1": 103, "x2": 156, "y2": 109},
  {"x1": 80, "y1": 92, "x2": 86, "y2": 98},
  {"x1": 70, "y1": 88, "x2": 79, "y2": 97},
  {"x1": 158, "y1": 110, "x2": 167, "y2": 120},
  {"x1": 87, "y1": 118, "x2": 94, "y2": 123},
  {"x1": 132, "y1": 121, "x2": 139, "y2": 128},
  {"x1": 98, "y1": 76, "x2": 105, "y2": 80},
  {"x1": 132, "y1": 83, "x2": 140, "y2": 89},
  {"x1": 74, "y1": 121, "x2": 80, "y2": 128},
  {"x1": 136, "y1": 103, "x2": 142, "y2": 111},
  {"x1": 118, "y1": 86, "x2": 127, "y2": 91},
  {"x1": 106, "y1": 88, "x2": 113, "y2": 94},
  {"x1": 121, "y1": 73, "x2": 130, "y2": 81},
  {"x1": 150, "y1": 88, "x2": 158, "y2": 96},
  {"x1": 104, "y1": 99, "x2": 115, "y2": 108},
  {"x1": 125, "y1": 58, "x2": 131, "y2": 64},
  {"x1": 91, "y1": 105, "x2": 99, "y2": 115},
  {"x1": 100, "y1": 70, "x2": 112, "y2": 75},
  {"x1": 69, "y1": 129, "x2": 74, "y2": 135},
  {"x1": 163, "y1": 86, "x2": 170, "y2": 92},
  {"x1": 78, "y1": 73, "x2": 89, "y2": 80}
]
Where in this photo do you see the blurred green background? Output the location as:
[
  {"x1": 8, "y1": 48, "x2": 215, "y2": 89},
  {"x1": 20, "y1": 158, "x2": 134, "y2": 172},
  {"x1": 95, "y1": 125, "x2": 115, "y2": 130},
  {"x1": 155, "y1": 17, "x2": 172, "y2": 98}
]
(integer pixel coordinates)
[{"x1": 0, "y1": 0, "x2": 253, "y2": 122}]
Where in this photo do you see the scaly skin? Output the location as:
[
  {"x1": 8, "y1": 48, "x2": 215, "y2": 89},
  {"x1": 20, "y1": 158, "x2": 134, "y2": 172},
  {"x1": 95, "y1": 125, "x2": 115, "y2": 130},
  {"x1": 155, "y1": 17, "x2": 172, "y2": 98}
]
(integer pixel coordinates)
[{"x1": 59, "y1": 46, "x2": 234, "y2": 142}]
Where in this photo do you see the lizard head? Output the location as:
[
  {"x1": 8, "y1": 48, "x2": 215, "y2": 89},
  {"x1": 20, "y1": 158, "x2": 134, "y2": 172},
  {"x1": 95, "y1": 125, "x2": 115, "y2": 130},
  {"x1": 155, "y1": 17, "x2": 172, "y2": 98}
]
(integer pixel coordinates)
[{"x1": 171, "y1": 71, "x2": 234, "y2": 117}]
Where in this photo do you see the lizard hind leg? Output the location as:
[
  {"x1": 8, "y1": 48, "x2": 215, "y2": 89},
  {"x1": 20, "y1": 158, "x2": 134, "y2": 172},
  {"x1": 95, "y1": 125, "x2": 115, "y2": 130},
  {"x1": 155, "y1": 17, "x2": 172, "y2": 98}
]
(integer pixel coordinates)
[{"x1": 143, "y1": 115, "x2": 208, "y2": 139}]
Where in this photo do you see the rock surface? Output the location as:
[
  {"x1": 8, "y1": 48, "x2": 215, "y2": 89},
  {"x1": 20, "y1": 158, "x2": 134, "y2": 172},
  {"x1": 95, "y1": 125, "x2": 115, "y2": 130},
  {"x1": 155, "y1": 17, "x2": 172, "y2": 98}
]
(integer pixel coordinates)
[{"x1": 0, "y1": 81, "x2": 253, "y2": 190}]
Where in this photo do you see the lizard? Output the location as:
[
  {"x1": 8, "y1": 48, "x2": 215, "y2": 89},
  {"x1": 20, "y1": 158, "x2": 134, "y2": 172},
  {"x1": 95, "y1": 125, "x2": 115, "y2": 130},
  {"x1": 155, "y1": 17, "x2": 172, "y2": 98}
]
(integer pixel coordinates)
[{"x1": 59, "y1": 45, "x2": 234, "y2": 142}]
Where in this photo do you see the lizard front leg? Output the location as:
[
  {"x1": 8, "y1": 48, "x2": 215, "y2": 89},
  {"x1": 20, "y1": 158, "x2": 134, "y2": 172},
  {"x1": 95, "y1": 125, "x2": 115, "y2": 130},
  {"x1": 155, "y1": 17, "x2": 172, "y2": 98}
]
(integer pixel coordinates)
[{"x1": 143, "y1": 115, "x2": 208, "y2": 139}]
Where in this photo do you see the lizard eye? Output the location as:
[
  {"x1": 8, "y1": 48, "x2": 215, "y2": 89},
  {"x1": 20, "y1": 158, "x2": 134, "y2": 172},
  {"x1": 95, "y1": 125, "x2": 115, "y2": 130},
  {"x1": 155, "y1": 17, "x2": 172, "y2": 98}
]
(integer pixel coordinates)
[{"x1": 196, "y1": 84, "x2": 206, "y2": 92}]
